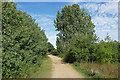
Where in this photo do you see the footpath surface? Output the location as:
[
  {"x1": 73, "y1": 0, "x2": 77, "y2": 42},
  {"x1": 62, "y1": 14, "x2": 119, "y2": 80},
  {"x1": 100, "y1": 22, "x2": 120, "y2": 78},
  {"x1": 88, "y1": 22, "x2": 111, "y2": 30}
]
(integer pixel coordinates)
[{"x1": 48, "y1": 55, "x2": 84, "y2": 78}]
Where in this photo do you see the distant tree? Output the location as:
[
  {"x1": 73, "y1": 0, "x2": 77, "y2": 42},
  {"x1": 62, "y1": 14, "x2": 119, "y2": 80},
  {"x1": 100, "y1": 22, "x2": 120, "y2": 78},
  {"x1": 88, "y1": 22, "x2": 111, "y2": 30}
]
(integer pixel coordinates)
[{"x1": 47, "y1": 42, "x2": 55, "y2": 53}]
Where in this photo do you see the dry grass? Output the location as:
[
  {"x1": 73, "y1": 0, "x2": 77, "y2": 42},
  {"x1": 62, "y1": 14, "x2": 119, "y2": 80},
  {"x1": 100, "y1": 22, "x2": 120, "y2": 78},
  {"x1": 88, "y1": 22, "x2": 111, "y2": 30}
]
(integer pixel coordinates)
[{"x1": 75, "y1": 62, "x2": 118, "y2": 78}]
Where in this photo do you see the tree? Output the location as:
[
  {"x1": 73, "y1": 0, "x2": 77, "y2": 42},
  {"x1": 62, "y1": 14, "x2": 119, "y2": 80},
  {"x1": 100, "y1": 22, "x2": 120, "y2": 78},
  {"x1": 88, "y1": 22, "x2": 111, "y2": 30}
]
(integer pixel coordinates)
[
  {"x1": 54, "y1": 4, "x2": 96, "y2": 40},
  {"x1": 54, "y1": 4, "x2": 97, "y2": 63},
  {"x1": 47, "y1": 42, "x2": 55, "y2": 53}
]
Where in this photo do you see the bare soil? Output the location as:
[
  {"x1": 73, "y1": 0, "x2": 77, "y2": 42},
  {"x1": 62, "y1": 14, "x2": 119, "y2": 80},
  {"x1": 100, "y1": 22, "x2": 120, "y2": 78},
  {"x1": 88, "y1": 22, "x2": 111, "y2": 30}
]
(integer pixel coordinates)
[{"x1": 48, "y1": 55, "x2": 84, "y2": 78}]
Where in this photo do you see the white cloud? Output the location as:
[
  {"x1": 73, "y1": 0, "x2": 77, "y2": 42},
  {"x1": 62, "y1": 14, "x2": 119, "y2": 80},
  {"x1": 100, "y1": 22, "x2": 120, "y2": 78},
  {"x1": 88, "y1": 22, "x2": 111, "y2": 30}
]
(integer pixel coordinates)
[
  {"x1": 81, "y1": 3, "x2": 99, "y2": 13},
  {"x1": 98, "y1": 2, "x2": 118, "y2": 16},
  {"x1": 45, "y1": 15, "x2": 54, "y2": 18},
  {"x1": 80, "y1": 2, "x2": 118, "y2": 16},
  {"x1": 79, "y1": 2, "x2": 118, "y2": 40},
  {"x1": 72, "y1": 0, "x2": 79, "y2": 4},
  {"x1": 92, "y1": 16, "x2": 118, "y2": 29},
  {"x1": 111, "y1": 24, "x2": 118, "y2": 30},
  {"x1": 38, "y1": 17, "x2": 51, "y2": 22},
  {"x1": 33, "y1": 15, "x2": 54, "y2": 28}
]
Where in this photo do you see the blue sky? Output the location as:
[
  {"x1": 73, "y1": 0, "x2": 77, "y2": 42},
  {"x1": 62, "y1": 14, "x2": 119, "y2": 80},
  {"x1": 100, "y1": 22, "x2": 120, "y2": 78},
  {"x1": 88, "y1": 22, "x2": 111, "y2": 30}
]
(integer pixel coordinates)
[{"x1": 16, "y1": 2, "x2": 118, "y2": 48}]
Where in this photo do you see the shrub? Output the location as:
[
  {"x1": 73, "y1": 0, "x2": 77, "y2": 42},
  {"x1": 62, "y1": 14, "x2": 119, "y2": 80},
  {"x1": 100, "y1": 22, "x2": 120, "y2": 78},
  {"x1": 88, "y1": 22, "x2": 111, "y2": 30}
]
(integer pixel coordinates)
[{"x1": 2, "y1": 2, "x2": 48, "y2": 78}]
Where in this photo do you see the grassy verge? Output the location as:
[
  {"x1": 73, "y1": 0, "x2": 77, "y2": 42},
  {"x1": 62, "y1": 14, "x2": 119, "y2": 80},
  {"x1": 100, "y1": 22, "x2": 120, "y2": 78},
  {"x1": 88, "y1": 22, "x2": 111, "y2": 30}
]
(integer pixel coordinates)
[
  {"x1": 70, "y1": 63, "x2": 90, "y2": 78},
  {"x1": 29, "y1": 55, "x2": 52, "y2": 78},
  {"x1": 71, "y1": 62, "x2": 118, "y2": 79}
]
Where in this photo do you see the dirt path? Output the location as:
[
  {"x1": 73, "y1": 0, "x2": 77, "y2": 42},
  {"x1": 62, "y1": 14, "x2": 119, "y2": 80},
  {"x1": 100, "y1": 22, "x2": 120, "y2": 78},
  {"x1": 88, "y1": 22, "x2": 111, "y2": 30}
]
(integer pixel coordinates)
[{"x1": 48, "y1": 55, "x2": 84, "y2": 78}]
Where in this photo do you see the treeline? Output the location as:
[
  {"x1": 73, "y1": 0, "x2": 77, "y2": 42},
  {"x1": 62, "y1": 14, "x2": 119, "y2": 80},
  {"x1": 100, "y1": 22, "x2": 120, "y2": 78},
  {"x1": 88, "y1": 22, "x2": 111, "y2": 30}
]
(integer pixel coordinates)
[
  {"x1": 54, "y1": 4, "x2": 119, "y2": 63},
  {"x1": 2, "y1": 2, "x2": 49, "y2": 78}
]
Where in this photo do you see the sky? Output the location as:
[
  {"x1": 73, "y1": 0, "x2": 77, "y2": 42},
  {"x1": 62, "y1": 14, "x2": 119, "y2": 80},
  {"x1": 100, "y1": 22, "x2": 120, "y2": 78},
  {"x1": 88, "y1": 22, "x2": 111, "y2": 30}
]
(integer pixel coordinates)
[{"x1": 16, "y1": 1, "x2": 118, "y2": 48}]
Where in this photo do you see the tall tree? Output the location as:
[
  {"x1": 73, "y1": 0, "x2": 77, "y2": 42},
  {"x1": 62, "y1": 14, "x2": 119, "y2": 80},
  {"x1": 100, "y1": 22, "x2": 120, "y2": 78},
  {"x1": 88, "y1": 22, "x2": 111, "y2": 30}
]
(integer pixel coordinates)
[
  {"x1": 54, "y1": 4, "x2": 97, "y2": 62},
  {"x1": 54, "y1": 4, "x2": 96, "y2": 40}
]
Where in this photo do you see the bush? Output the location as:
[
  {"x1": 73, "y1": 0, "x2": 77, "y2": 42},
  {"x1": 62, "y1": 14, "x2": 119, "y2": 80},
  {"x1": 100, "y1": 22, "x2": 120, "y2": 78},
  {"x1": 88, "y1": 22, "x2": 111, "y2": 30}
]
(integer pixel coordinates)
[
  {"x1": 2, "y1": 2, "x2": 48, "y2": 78},
  {"x1": 64, "y1": 49, "x2": 76, "y2": 63},
  {"x1": 94, "y1": 41, "x2": 118, "y2": 63}
]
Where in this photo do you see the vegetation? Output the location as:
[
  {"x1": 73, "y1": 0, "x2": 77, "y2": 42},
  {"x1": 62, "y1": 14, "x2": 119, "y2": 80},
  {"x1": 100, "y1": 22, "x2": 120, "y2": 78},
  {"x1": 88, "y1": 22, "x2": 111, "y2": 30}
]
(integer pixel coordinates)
[
  {"x1": 54, "y1": 4, "x2": 119, "y2": 78},
  {"x1": 2, "y1": 2, "x2": 49, "y2": 78},
  {"x1": 47, "y1": 42, "x2": 55, "y2": 53},
  {"x1": 54, "y1": 4, "x2": 118, "y2": 64},
  {"x1": 54, "y1": 4, "x2": 97, "y2": 63},
  {"x1": 71, "y1": 62, "x2": 118, "y2": 79},
  {"x1": 30, "y1": 55, "x2": 52, "y2": 78},
  {"x1": 1, "y1": 2, "x2": 119, "y2": 79},
  {"x1": 0, "y1": 35, "x2": 1, "y2": 78}
]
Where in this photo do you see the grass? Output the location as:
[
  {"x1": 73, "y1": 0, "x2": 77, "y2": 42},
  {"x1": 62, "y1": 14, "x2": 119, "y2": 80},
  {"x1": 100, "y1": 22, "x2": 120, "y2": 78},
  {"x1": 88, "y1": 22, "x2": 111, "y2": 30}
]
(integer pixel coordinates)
[
  {"x1": 29, "y1": 55, "x2": 52, "y2": 78},
  {"x1": 71, "y1": 62, "x2": 119, "y2": 79},
  {"x1": 70, "y1": 63, "x2": 90, "y2": 78}
]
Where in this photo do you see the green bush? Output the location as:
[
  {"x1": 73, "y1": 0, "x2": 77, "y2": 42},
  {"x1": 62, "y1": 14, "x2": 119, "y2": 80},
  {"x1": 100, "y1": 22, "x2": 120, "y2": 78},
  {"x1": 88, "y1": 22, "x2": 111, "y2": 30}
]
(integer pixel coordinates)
[
  {"x1": 64, "y1": 48, "x2": 76, "y2": 63},
  {"x1": 2, "y1": 2, "x2": 48, "y2": 78},
  {"x1": 94, "y1": 41, "x2": 118, "y2": 63}
]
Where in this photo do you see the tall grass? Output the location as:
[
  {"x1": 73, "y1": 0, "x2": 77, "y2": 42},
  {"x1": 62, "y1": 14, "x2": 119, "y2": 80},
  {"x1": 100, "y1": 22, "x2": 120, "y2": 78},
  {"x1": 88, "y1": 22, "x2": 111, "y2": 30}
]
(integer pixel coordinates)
[{"x1": 72, "y1": 62, "x2": 118, "y2": 78}]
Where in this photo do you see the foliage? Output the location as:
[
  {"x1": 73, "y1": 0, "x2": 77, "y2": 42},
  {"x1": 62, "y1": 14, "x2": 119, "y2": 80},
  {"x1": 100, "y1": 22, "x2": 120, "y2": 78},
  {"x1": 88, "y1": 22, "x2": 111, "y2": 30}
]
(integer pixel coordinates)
[
  {"x1": 2, "y1": 2, "x2": 48, "y2": 78},
  {"x1": 29, "y1": 55, "x2": 52, "y2": 78},
  {"x1": 94, "y1": 40, "x2": 118, "y2": 63},
  {"x1": 47, "y1": 42, "x2": 55, "y2": 53},
  {"x1": 54, "y1": 4, "x2": 118, "y2": 64},
  {"x1": 51, "y1": 49, "x2": 59, "y2": 55},
  {"x1": 54, "y1": 4, "x2": 97, "y2": 63}
]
